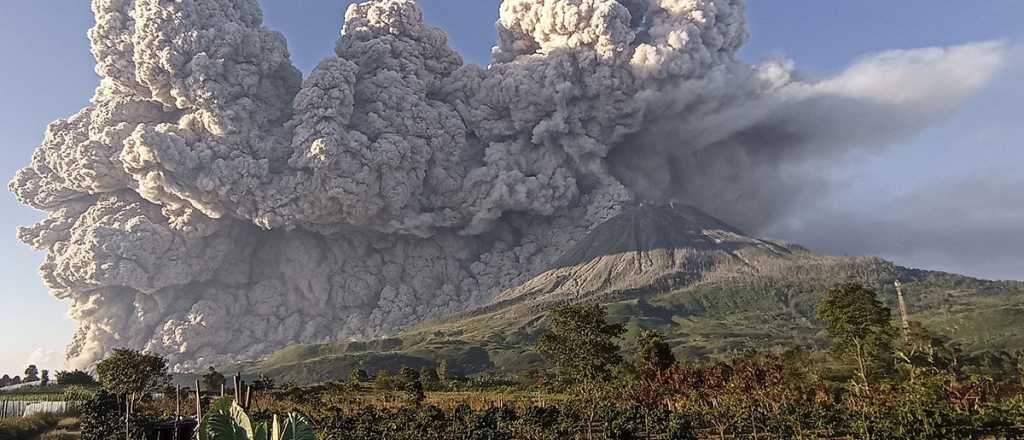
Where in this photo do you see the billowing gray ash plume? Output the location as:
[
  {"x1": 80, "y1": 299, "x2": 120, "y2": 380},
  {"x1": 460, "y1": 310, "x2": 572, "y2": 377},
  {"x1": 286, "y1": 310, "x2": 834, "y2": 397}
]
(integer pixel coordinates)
[{"x1": 10, "y1": 0, "x2": 1006, "y2": 369}]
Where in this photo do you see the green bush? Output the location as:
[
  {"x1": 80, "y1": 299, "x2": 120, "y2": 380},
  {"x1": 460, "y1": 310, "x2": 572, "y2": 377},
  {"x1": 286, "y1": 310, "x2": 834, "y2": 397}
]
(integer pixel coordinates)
[
  {"x1": 0, "y1": 413, "x2": 61, "y2": 440},
  {"x1": 79, "y1": 389, "x2": 148, "y2": 440}
]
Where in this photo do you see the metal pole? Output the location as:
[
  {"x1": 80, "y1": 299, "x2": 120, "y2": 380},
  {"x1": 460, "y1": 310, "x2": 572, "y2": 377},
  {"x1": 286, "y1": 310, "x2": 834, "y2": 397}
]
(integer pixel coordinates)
[{"x1": 174, "y1": 385, "x2": 181, "y2": 440}]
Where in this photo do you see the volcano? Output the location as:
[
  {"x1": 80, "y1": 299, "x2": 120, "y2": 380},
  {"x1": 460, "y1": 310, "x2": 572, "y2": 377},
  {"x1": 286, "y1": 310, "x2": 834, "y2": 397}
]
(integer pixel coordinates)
[
  {"x1": 236, "y1": 204, "x2": 1024, "y2": 382},
  {"x1": 492, "y1": 203, "x2": 800, "y2": 308}
]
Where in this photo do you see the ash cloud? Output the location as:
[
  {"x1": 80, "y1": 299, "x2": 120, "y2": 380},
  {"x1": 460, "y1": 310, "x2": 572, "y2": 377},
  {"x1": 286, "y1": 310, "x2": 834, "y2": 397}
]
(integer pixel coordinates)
[
  {"x1": 768, "y1": 176, "x2": 1024, "y2": 282},
  {"x1": 10, "y1": 0, "x2": 1008, "y2": 369}
]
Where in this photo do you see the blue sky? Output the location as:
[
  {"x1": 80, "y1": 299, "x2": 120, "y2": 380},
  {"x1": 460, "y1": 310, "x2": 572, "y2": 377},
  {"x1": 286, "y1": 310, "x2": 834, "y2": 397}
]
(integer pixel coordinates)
[{"x1": 0, "y1": 1, "x2": 1021, "y2": 375}]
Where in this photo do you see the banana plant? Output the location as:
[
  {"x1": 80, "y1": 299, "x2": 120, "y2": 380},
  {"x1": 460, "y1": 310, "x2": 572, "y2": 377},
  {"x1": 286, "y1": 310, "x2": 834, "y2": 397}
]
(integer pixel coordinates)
[
  {"x1": 198, "y1": 398, "x2": 314, "y2": 440},
  {"x1": 270, "y1": 413, "x2": 316, "y2": 440}
]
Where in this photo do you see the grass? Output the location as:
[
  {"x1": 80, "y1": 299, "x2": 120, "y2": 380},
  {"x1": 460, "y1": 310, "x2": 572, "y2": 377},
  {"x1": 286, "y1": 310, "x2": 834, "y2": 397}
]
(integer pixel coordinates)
[{"x1": 0, "y1": 413, "x2": 61, "y2": 440}]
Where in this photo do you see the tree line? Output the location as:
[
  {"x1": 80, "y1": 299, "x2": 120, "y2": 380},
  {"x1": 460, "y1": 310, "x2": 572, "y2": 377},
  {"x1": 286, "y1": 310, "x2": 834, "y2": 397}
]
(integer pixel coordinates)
[{"x1": 0, "y1": 365, "x2": 97, "y2": 388}]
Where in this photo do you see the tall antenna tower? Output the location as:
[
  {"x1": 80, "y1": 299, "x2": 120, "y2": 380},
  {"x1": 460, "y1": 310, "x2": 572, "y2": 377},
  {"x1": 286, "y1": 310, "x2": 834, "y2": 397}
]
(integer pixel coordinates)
[{"x1": 894, "y1": 280, "x2": 911, "y2": 332}]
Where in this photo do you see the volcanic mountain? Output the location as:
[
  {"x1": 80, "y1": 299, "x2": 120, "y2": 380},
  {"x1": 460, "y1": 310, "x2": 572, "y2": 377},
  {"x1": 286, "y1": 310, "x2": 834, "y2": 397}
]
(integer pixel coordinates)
[
  {"x1": 488, "y1": 203, "x2": 802, "y2": 311},
  {"x1": 235, "y1": 204, "x2": 1024, "y2": 382}
]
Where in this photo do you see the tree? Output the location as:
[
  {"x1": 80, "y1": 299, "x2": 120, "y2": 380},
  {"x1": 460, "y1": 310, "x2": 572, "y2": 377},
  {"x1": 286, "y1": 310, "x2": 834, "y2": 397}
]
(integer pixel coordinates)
[
  {"x1": 95, "y1": 348, "x2": 170, "y2": 439},
  {"x1": 56, "y1": 370, "x2": 98, "y2": 386},
  {"x1": 420, "y1": 367, "x2": 441, "y2": 391},
  {"x1": 81, "y1": 389, "x2": 138, "y2": 440},
  {"x1": 202, "y1": 366, "x2": 227, "y2": 391},
  {"x1": 634, "y1": 330, "x2": 676, "y2": 380},
  {"x1": 537, "y1": 304, "x2": 626, "y2": 440},
  {"x1": 1015, "y1": 351, "x2": 1024, "y2": 388},
  {"x1": 0, "y1": 374, "x2": 11, "y2": 387},
  {"x1": 537, "y1": 304, "x2": 626, "y2": 384},
  {"x1": 252, "y1": 374, "x2": 276, "y2": 391},
  {"x1": 817, "y1": 283, "x2": 897, "y2": 389},
  {"x1": 40, "y1": 369, "x2": 50, "y2": 386},
  {"x1": 348, "y1": 369, "x2": 369, "y2": 385},
  {"x1": 393, "y1": 366, "x2": 426, "y2": 403},
  {"x1": 398, "y1": 366, "x2": 419, "y2": 386},
  {"x1": 24, "y1": 365, "x2": 40, "y2": 382},
  {"x1": 374, "y1": 371, "x2": 395, "y2": 391},
  {"x1": 437, "y1": 359, "x2": 451, "y2": 383}
]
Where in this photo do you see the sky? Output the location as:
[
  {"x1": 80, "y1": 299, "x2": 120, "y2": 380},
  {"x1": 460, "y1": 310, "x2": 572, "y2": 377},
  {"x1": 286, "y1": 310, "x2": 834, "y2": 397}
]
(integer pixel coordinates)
[{"x1": 0, "y1": 0, "x2": 1021, "y2": 376}]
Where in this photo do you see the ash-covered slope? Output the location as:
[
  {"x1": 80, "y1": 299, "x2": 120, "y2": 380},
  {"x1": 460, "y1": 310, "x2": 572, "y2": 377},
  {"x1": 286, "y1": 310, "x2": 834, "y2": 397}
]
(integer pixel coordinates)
[{"x1": 492, "y1": 203, "x2": 796, "y2": 306}]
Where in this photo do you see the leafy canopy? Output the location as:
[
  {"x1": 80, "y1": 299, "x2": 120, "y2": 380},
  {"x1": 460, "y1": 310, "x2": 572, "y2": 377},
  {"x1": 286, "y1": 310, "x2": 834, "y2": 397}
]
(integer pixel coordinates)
[
  {"x1": 24, "y1": 365, "x2": 39, "y2": 382},
  {"x1": 203, "y1": 366, "x2": 227, "y2": 391},
  {"x1": 56, "y1": 369, "x2": 98, "y2": 386},
  {"x1": 95, "y1": 348, "x2": 170, "y2": 400},
  {"x1": 537, "y1": 304, "x2": 626, "y2": 383},
  {"x1": 817, "y1": 283, "x2": 897, "y2": 385},
  {"x1": 634, "y1": 330, "x2": 676, "y2": 379}
]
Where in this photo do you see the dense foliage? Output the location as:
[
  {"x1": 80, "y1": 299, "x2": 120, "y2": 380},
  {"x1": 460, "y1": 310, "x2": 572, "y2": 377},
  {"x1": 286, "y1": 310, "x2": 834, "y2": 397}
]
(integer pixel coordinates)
[
  {"x1": 817, "y1": 282, "x2": 898, "y2": 388},
  {"x1": 0, "y1": 413, "x2": 60, "y2": 440},
  {"x1": 537, "y1": 304, "x2": 626, "y2": 384},
  {"x1": 202, "y1": 367, "x2": 227, "y2": 392},
  {"x1": 78, "y1": 390, "x2": 124, "y2": 440},
  {"x1": 95, "y1": 348, "x2": 169, "y2": 417},
  {"x1": 55, "y1": 370, "x2": 97, "y2": 386}
]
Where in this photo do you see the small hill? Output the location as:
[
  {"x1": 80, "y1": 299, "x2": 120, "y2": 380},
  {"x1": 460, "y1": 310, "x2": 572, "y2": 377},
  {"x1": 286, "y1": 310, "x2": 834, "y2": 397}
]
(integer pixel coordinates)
[{"x1": 233, "y1": 204, "x2": 1024, "y2": 383}]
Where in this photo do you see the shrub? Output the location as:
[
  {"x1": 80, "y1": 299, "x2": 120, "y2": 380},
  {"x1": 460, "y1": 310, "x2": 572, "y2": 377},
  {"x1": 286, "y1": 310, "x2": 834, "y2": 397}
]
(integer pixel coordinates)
[
  {"x1": 80, "y1": 389, "x2": 147, "y2": 440},
  {"x1": 55, "y1": 370, "x2": 98, "y2": 386},
  {"x1": 41, "y1": 431, "x2": 78, "y2": 440},
  {"x1": 0, "y1": 413, "x2": 60, "y2": 440}
]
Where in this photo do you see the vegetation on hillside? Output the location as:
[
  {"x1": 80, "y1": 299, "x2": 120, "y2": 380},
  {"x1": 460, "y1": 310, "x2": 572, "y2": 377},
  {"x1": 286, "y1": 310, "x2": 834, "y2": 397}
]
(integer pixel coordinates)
[
  {"x1": 226, "y1": 260, "x2": 1024, "y2": 386},
  {"x1": 46, "y1": 282, "x2": 1024, "y2": 439}
]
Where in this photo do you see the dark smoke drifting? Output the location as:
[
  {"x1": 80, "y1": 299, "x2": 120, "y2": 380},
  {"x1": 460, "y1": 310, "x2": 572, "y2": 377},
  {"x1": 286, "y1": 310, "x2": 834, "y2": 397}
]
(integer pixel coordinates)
[{"x1": 10, "y1": 0, "x2": 1006, "y2": 369}]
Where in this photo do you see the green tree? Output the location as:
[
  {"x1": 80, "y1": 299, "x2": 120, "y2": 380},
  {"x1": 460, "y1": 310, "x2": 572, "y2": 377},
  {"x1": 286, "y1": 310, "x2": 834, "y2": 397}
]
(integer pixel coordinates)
[
  {"x1": 202, "y1": 366, "x2": 227, "y2": 391},
  {"x1": 398, "y1": 366, "x2": 418, "y2": 386},
  {"x1": 633, "y1": 330, "x2": 676, "y2": 380},
  {"x1": 437, "y1": 359, "x2": 451, "y2": 383},
  {"x1": 348, "y1": 368, "x2": 369, "y2": 385},
  {"x1": 40, "y1": 369, "x2": 50, "y2": 386},
  {"x1": 420, "y1": 366, "x2": 441, "y2": 391},
  {"x1": 537, "y1": 304, "x2": 626, "y2": 440},
  {"x1": 24, "y1": 365, "x2": 40, "y2": 382},
  {"x1": 396, "y1": 366, "x2": 425, "y2": 404},
  {"x1": 252, "y1": 374, "x2": 275, "y2": 391},
  {"x1": 374, "y1": 371, "x2": 394, "y2": 391},
  {"x1": 81, "y1": 389, "x2": 142, "y2": 440},
  {"x1": 405, "y1": 376, "x2": 426, "y2": 405},
  {"x1": 95, "y1": 348, "x2": 170, "y2": 439},
  {"x1": 816, "y1": 283, "x2": 897, "y2": 389},
  {"x1": 56, "y1": 370, "x2": 98, "y2": 386},
  {"x1": 537, "y1": 304, "x2": 626, "y2": 384},
  {"x1": 1014, "y1": 351, "x2": 1024, "y2": 387}
]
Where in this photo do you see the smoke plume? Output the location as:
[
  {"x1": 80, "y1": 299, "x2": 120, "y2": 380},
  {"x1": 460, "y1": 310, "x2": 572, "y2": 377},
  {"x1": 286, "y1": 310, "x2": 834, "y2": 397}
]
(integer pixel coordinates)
[{"x1": 11, "y1": 0, "x2": 1006, "y2": 369}]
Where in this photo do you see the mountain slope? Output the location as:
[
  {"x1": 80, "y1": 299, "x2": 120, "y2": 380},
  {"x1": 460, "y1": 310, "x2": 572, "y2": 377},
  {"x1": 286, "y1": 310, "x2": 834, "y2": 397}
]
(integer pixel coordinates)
[{"x1": 234, "y1": 204, "x2": 1024, "y2": 383}]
